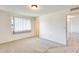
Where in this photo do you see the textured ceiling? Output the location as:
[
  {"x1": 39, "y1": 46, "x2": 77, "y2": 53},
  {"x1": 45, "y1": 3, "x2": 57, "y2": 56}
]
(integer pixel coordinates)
[{"x1": 0, "y1": 5, "x2": 78, "y2": 17}]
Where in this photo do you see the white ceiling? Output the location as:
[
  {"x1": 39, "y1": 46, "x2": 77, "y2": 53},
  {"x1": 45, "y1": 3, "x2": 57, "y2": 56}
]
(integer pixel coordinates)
[{"x1": 0, "y1": 5, "x2": 78, "y2": 17}]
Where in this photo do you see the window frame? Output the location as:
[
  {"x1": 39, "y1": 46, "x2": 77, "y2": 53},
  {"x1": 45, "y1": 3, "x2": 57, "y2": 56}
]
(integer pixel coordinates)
[{"x1": 11, "y1": 16, "x2": 32, "y2": 34}]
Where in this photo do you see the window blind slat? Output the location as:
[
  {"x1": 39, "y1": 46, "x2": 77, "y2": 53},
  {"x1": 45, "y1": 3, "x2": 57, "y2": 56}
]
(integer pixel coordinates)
[{"x1": 11, "y1": 17, "x2": 31, "y2": 34}]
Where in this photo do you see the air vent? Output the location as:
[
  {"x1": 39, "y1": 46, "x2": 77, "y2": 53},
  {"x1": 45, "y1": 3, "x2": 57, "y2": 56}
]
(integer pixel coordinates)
[{"x1": 70, "y1": 7, "x2": 79, "y2": 11}]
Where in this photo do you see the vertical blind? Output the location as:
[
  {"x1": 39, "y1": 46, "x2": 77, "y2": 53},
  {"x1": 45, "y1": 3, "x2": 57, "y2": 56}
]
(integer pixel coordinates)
[{"x1": 11, "y1": 17, "x2": 31, "y2": 33}]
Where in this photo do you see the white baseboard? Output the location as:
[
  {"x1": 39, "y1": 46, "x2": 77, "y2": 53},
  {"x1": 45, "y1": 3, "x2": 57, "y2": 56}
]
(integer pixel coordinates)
[
  {"x1": 39, "y1": 37, "x2": 66, "y2": 46},
  {"x1": 0, "y1": 36, "x2": 36, "y2": 45}
]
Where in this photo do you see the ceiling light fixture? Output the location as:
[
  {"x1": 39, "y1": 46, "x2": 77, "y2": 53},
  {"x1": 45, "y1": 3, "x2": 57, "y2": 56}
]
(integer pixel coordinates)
[
  {"x1": 31, "y1": 5, "x2": 38, "y2": 8},
  {"x1": 30, "y1": 5, "x2": 39, "y2": 10}
]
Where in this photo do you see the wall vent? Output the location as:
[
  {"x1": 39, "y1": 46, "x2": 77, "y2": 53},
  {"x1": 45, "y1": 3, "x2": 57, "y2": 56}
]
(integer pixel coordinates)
[{"x1": 70, "y1": 7, "x2": 79, "y2": 11}]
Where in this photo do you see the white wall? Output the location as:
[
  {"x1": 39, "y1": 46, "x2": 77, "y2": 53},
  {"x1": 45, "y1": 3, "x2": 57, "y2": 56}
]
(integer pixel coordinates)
[
  {"x1": 68, "y1": 16, "x2": 79, "y2": 33},
  {"x1": 39, "y1": 10, "x2": 68, "y2": 45},
  {"x1": 0, "y1": 11, "x2": 36, "y2": 44}
]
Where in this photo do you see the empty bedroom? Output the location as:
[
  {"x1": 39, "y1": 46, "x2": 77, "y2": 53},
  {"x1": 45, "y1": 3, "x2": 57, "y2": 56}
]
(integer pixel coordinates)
[{"x1": 0, "y1": 5, "x2": 79, "y2": 53}]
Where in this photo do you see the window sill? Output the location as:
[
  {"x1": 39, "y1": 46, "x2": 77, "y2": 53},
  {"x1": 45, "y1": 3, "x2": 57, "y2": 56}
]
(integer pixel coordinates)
[{"x1": 13, "y1": 30, "x2": 31, "y2": 34}]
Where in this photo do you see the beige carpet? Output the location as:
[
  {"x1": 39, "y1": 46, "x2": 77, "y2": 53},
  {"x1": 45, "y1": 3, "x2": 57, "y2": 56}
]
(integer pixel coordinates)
[
  {"x1": 47, "y1": 33, "x2": 79, "y2": 53},
  {"x1": 0, "y1": 37, "x2": 62, "y2": 53},
  {"x1": 47, "y1": 46, "x2": 78, "y2": 53}
]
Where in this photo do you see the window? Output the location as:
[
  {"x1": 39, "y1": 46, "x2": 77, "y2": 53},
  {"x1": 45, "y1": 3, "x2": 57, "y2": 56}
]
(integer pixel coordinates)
[{"x1": 11, "y1": 16, "x2": 31, "y2": 34}]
